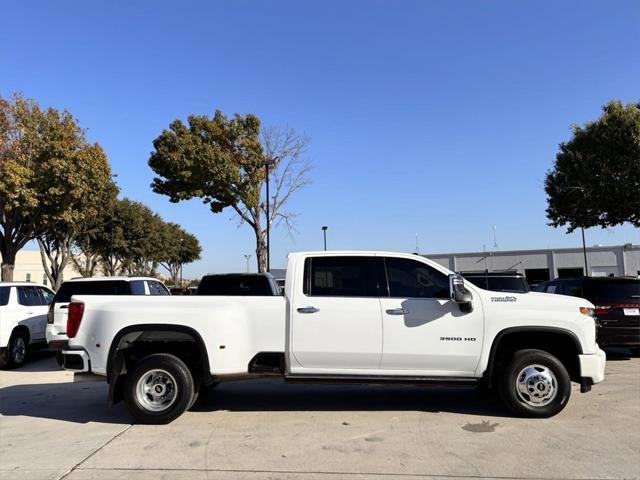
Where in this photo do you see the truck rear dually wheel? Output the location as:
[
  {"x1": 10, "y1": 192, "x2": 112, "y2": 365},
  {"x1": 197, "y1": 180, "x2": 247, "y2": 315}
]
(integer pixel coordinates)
[
  {"x1": 500, "y1": 349, "x2": 571, "y2": 418},
  {"x1": 124, "y1": 353, "x2": 194, "y2": 424}
]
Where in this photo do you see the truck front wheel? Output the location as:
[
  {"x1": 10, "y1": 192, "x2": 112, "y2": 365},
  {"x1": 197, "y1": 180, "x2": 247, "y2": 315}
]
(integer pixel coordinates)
[
  {"x1": 499, "y1": 349, "x2": 571, "y2": 418},
  {"x1": 123, "y1": 353, "x2": 194, "y2": 424}
]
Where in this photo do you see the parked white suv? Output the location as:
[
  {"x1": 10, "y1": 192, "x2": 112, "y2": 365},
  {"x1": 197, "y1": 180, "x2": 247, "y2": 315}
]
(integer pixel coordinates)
[
  {"x1": 47, "y1": 277, "x2": 170, "y2": 351},
  {"x1": 0, "y1": 282, "x2": 55, "y2": 369}
]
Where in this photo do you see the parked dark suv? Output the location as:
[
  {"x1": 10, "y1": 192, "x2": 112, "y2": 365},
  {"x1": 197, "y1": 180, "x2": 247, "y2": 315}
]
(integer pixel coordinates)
[
  {"x1": 461, "y1": 272, "x2": 530, "y2": 293},
  {"x1": 535, "y1": 277, "x2": 640, "y2": 354}
]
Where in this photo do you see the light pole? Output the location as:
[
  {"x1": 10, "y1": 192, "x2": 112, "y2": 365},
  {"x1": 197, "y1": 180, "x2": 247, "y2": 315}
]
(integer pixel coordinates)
[
  {"x1": 322, "y1": 226, "x2": 328, "y2": 251},
  {"x1": 244, "y1": 254, "x2": 251, "y2": 273},
  {"x1": 581, "y1": 227, "x2": 588, "y2": 276},
  {"x1": 263, "y1": 159, "x2": 276, "y2": 272},
  {"x1": 179, "y1": 237, "x2": 184, "y2": 288}
]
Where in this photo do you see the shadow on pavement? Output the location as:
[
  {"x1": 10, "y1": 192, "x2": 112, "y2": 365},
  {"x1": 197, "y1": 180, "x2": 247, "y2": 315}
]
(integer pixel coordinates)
[
  {"x1": 1, "y1": 378, "x2": 514, "y2": 424},
  {"x1": 193, "y1": 379, "x2": 515, "y2": 418},
  {"x1": 16, "y1": 350, "x2": 63, "y2": 372},
  {"x1": 0, "y1": 381, "x2": 132, "y2": 424}
]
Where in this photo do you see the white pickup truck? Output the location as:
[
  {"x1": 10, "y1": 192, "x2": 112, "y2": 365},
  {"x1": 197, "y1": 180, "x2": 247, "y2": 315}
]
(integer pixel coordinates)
[{"x1": 60, "y1": 251, "x2": 606, "y2": 424}]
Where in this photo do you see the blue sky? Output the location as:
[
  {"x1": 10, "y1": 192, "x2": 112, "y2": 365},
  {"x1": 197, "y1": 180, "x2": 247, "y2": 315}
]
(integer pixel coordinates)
[{"x1": 1, "y1": 1, "x2": 639, "y2": 276}]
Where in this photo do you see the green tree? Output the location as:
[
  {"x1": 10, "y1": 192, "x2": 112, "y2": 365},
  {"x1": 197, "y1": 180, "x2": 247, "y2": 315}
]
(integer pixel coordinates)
[
  {"x1": 158, "y1": 222, "x2": 202, "y2": 285},
  {"x1": 101, "y1": 198, "x2": 160, "y2": 276},
  {"x1": 149, "y1": 110, "x2": 311, "y2": 272},
  {"x1": 0, "y1": 93, "x2": 113, "y2": 286},
  {"x1": 545, "y1": 100, "x2": 640, "y2": 233},
  {"x1": 71, "y1": 181, "x2": 119, "y2": 277}
]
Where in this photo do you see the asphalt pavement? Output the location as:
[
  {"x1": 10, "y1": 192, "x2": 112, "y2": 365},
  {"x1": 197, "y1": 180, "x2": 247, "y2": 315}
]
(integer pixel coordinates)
[{"x1": 1, "y1": 349, "x2": 639, "y2": 480}]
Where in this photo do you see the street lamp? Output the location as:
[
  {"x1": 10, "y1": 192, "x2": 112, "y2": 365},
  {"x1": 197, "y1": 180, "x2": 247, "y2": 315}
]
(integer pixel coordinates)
[
  {"x1": 322, "y1": 226, "x2": 328, "y2": 251},
  {"x1": 263, "y1": 158, "x2": 276, "y2": 272},
  {"x1": 244, "y1": 254, "x2": 251, "y2": 273}
]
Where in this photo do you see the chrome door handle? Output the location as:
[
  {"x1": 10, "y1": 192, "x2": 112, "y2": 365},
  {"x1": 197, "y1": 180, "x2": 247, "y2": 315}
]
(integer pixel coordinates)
[
  {"x1": 297, "y1": 306, "x2": 320, "y2": 314},
  {"x1": 386, "y1": 308, "x2": 409, "y2": 315}
]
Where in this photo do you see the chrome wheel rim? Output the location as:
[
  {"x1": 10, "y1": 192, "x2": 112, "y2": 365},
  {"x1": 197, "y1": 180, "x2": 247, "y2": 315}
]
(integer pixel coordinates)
[
  {"x1": 515, "y1": 364, "x2": 558, "y2": 407},
  {"x1": 135, "y1": 369, "x2": 178, "y2": 412},
  {"x1": 11, "y1": 337, "x2": 26, "y2": 364}
]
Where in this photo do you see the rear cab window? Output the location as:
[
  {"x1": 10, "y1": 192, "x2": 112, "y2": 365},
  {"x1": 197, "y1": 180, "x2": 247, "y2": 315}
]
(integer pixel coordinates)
[{"x1": 198, "y1": 276, "x2": 274, "y2": 296}]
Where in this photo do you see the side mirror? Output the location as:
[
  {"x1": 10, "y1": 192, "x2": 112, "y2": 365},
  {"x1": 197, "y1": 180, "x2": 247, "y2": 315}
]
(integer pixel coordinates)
[{"x1": 449, "y1": 274, "x2": 473, "y2": 312}]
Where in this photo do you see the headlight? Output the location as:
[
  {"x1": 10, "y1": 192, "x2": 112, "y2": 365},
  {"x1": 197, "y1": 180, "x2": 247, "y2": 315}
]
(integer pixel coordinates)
[{"x1": 579, "y1": 306, "x2": 595, "y2": 317}]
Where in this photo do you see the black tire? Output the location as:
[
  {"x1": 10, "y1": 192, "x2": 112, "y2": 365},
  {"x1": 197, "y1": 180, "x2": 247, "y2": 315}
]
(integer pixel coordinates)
[
  {"x1": 123, "y1": 353, "x2": 194, "y2": 424},
  {"x1": 499, "y1": 349, "x2": 571, "y2": 418},
  {"x1": 0, "y1": 331, "x2": 29, "y2": 370},
  {"x1": 187, "y1": 390, "x2": 199, "y2": 411}
]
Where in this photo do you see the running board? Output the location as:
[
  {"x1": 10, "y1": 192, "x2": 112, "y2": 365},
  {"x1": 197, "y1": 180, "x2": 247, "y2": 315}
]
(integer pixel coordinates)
[{"x1": 284, "y1": 374, "x2": 478, "y2": 387}]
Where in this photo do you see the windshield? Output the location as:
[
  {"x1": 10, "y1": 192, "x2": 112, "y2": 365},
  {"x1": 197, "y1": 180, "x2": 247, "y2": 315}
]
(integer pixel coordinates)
[{"x1": 54, "y1": 281, "x2": 131, "y2": 303}]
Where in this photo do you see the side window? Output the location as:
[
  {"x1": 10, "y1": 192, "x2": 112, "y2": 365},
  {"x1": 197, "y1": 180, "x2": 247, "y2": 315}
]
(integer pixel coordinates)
[
  {"x1": 38, "y1": 287, "x2": 55, "y2": 305},
  {"x1": 148, "y1": 281, "x2": 170, "y2": 296},
  {"x1": 17, "y1": 287, "x2": 42, "y2": 306},
  {"x1": 0, "y1": 287, "x2": 10, "y2": 306},
  {"x1": 385, "y1": 257, "x2": 450, "y2": 299},
  {"x1": 304, "y1": 256, "x2": 379, "y2": 297},
  {"x1": 130, "y1": 281, "x2": 146, "y2": 295}
]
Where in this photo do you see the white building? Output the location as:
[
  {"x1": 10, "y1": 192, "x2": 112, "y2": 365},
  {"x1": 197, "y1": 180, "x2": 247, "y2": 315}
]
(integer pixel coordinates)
[
  {"x1": 426, "y1": 244, "x2": 640, "y2": 285},
  {"x1": 1, "y1": 249, "x2": 81, "y2": 287}
]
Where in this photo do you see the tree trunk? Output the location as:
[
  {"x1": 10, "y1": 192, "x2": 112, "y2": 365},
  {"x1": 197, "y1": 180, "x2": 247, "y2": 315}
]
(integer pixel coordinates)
[
  {"x1": 37, "y1": 236, "x2": 72, "y2": 291},
  {"x1": 1, "y1": 248, "x2": 16, "y2": 281},
  {"x1": 255, "y1": 228, "x2": 267, "y2": 273}
]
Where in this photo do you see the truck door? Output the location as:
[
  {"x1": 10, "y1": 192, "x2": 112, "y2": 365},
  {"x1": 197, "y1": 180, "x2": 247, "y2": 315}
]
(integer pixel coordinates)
[
  {"x1": 289, "y1": 255, "x2": 383, "y2": 371},
  {"x1": 379, "y1": 256, "x2": 483, "y2": 375}
]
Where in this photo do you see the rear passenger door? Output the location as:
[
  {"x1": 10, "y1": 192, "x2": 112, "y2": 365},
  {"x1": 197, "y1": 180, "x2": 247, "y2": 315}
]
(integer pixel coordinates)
[{"x1": 289, "y1": 256, "x2": 384, "y2": 372}]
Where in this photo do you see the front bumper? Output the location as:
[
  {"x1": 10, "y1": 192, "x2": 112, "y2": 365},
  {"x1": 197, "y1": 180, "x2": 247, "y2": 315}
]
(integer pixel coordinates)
[
  {"x1": 579, "y1": 347, "x2": 606, "y2": 387},
  {"x1": 60, "y1": 349, "x2": 91, "y2": 372}
]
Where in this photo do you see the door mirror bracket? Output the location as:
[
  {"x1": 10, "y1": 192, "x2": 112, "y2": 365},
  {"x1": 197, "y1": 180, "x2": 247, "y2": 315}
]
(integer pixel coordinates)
[{"x1": 449, "y1": 274, "x2": 473, "y2": 313}]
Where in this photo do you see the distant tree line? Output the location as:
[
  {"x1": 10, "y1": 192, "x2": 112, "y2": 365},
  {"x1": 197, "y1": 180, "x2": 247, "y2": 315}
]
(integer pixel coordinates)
[{"x1": 0, "y1": 93, "x2": 201, "y2": 289}]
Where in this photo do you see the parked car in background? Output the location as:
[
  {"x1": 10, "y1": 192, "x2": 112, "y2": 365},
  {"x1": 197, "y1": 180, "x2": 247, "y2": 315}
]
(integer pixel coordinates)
[
  {"x1": 47, "y1": 277, "x2": 170, "y2": 351},
  {"x1": 461, "y1": 272, "x2": 530, "y2": 293},
  {"x1": 197, "y1": 273, "x2": 281, "y2": 296},
  {"x1": 535, "y1": 277, "x2": 640, "y2": 355},
  {"x1": 0, "y1": 282, "x2": 55, "y2": 368}
]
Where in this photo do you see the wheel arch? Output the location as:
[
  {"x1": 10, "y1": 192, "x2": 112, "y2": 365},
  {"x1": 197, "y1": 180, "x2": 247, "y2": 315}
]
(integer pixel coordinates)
[
  {"x1": 11, "y1": 325, "x2": 30, "y2": 344},
  {"x1": 484, "y1": 326, "x2": 583, "y2": 387},
  {"x1": 106, "y1": 324, "x2": 212, "y2": 405}
]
